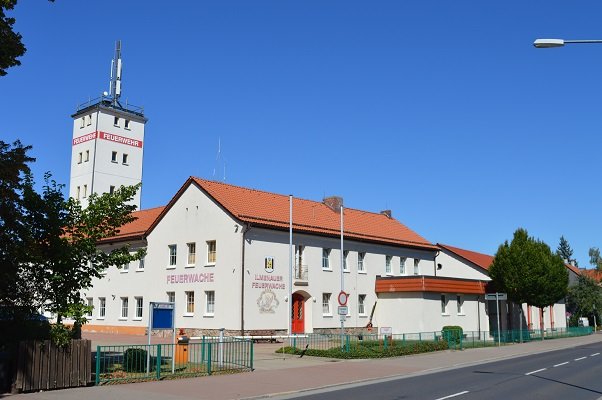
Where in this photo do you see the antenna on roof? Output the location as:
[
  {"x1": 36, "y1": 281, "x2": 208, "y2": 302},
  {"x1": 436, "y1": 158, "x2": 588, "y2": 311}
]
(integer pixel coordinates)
[{"x1": 109, "y1": 40, "x2": 123, "y2": 107}]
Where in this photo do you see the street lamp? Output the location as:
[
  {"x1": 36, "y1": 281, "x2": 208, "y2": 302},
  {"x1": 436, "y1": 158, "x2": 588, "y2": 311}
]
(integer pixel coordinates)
[{"x1": 534, "y1": 38, "x2": 602, "y2": 48}]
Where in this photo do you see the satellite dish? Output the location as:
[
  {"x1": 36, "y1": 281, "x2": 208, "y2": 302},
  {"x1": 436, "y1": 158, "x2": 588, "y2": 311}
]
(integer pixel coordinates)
[{"x1": 103, "y1": 91, "x2": 109, "y2": 96}]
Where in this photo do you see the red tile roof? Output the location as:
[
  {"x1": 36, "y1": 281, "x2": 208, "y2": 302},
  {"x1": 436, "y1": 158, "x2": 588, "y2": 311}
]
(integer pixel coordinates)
[
  {"x1": 190, "y1": 177, "x2": 435, "y2": 249},
  {"x1": 107, "y1": 177, "x2": 434, "y2": 249},
  {"x1": 375, "y1": 276, "x2": 488, "y2": 294},
  {"x1": 580, "y1": 269, "x2": 602, "y2": 282},
  {"x1": 438, "y1": 244, "x2": 494, "y2": 271},
  {"x1": 565, "y1": 263, "x2": 581, "y2": 277},
  {"x1": 98, "y1": 206, "x2": 165, "y2": 243}
]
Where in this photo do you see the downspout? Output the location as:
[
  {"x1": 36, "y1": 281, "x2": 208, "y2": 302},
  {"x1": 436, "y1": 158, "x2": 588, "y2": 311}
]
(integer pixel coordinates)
[
  {"x1": 433, "y1": 250, "x2": 440, "y2": 276},
  {"x1": 240, "y1": 223, "x2": 250, "y2": 336}
]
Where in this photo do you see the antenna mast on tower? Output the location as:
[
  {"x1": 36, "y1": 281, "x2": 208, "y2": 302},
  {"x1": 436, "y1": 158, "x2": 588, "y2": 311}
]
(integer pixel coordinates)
[{"x1": 109, "y1": 40, "x2": 123, "y2": 107}]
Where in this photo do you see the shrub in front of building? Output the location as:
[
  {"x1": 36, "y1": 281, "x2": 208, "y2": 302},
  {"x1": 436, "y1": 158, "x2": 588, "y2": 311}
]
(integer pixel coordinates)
[
  {"x1": 124, "y1": 348, "x2": 148, "y2": 372},
  {"x1": 441, "y1": 326, "x2": 463, "y2": 344}
]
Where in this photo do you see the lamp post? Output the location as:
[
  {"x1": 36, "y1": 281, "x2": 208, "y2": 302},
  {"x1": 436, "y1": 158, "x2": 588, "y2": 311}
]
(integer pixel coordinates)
[{"x1": 534, "y1": 38, "x2": 602, "y2": 48}]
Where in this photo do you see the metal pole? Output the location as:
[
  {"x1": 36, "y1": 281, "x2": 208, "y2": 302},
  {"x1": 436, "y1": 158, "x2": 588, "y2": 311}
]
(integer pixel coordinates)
[
  {"x1": 288, "y1": 195, "x2": 293, "y2": 351},
  {"x1": 496, "y1": 294, "x2": 501, "y2": 347},
  {"x1": 340, "y1": 205, "x2": 344, "y2": 348},
  {"x1": 147, "y1": 302, "x2": 152, "y2": 374}
]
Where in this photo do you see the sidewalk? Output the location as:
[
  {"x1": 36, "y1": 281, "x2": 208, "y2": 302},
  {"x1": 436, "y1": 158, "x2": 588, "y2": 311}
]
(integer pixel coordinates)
[{"x1": 11, "y1": 333, "x2": 602, "y2": 400}]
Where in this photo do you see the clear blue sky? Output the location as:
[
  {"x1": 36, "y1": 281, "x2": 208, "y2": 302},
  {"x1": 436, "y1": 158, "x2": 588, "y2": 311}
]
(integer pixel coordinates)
[{"x1": 2, "y1": 1, "x2": 601, "y2": 266}]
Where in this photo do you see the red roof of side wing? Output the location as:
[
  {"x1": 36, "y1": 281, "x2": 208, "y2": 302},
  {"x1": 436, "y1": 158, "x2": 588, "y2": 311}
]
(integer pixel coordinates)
[
  {"x1": 438, "y1": 243, "x2": 495, "y2": 271},
  {"x1": 98, "y1": 206, "x2": 165, "y2": 243}
]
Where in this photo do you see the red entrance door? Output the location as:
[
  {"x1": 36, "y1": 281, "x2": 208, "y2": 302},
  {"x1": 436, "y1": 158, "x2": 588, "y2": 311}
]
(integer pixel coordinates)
[{"x1": 291, "y1": 293, "x2": 305, "y2": 334}]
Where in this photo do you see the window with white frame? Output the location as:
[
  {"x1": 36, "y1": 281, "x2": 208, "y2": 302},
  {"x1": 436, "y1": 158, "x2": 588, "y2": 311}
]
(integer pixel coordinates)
[
  {"x1": 98, "y1": 297, "x2": 106, "y2": 318},
  {"x1": 400, "y1": 257, "x2": 406, "y2": 275},
  {"x1": 206, "y1": 291, "x2": 215, "y2": 314},
  {"x1": 138, "y1": 256, "x2": 145, "y2": 271},
  {"x1": 441, "y1": 294, "x2": 448, "y2": 315},
  {"x1": 322, "y1": 249, "x2": 331, "y2": 270},
  {"x1": 343, "y1": 250, "x2": 349, "y2": 272},
  {"x1": 87, "y1": 114, "x2": 92, "y2": 126},
  {"x1": 358, "y1": 252, "x2": 365, "y2": 272},
  {"x1": 457, "y1": 295, "x2": 464, "y2": 315},
  {"x1": 78, "y1": 152, "x2": 83, "y2": 164},
  {"x1": 109, "y1": 185, "x2": 115, "y2": 194},
  {"x1": 122, "y1": 259, "x2": 129, "y2": 272},
  {"x1": 125, "y1": 119, "x2": 130, "y2": 129},
  {"x1": 168, "y1": 244, "x2": 177, "y2": 267},
  {"x1": 120, "y1": 297, "x2": 129, "y2": 319},
  {"x1": 187, "y1": 242, "x2": 196, "y2": 266},
  {"x1": 185, "y1": 291, "x2": 195, "y2": 314},
  {"x1": 122, "y1": 153, "x2": 128, "y2": 165},
  {"x1": 358, "y1": 294, "x2": 366, "y2": 315},
  {"x1": 135, "y1": 297, "x2": 143, "y2": 319},
  {"x1": 85, "y1": 150, "x2": 89, "y2": 162},
  {"x1": 76, "y1": 186, "x2": 80, "y2": 199},
  {"x1": 322, "y1": 293, "x2": 331, "y2": 315},
  {"x1": 111, "y1": 151, "x2": 117, "y2": 162},
  {"x1": 114, "y1": 116, "x2": 120, "y2": 126},
  {"x1": 167, "y1": 291, "x2": 175, "y2": 304},
  {"x1": 80, "y1": 117, "x2": 85, "y2": 128},
  {"x1": 207, "y1": 240, "x2": 216, "y2": 264},
  {"x1": 385, "y1": 255, "x2": 392, "y2": 274},
  {"x1": 86, "y1": 298, "x2": 93, "y2": 317},
  {"x1": 414, "y1": 259, "x2": 420, "y2": 275},
  {"x1": 83, "y1": 184, "x2": 87, "y2": 198}
]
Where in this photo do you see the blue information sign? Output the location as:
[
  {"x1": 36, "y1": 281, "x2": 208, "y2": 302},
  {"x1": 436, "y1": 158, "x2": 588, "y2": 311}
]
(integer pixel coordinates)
[{"x1": 150, "y1": 302, "x2": 174, "y2": 330}]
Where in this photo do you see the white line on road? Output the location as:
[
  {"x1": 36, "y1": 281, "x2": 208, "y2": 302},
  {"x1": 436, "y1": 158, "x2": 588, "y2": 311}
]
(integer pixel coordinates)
[
  {"x1": 553, "y1": 362, "x2": 569, "y2": 367},
  {"x1": 525, "y1": 368, "x2": 547, "y2": 375},
  {"x1": 591, "y1": 353, "x2": 600, "y2": 357},
  {"x1": 574, "y1": 357, "x2": 587, "y2": 361},
  {"x1": 435, "y1": 391, "x2": 470, "y2": 400}
]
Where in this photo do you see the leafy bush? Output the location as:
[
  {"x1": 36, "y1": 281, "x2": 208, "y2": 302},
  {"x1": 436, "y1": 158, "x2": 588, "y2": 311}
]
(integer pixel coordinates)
[
  {"x1": 124, "y1": 348, "x2": 148, "y2": 372},
  {"x1": 276, "y1": 340, "x2": 448, "y2": 359},
  {"x1": 442, "y1": 326, "x2": 463, "y2": 344}
]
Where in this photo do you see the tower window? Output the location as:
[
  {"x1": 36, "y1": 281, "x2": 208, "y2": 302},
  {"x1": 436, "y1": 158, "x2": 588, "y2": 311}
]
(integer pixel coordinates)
[
  {"x1": 114, "y1": 116, "x2": 120, "y2": 127},
  {"x1": 80, "y1": 117, "x2": 85, "y2": 128},
  {"x1": 78, "y1": 152, "x2": 82, "y2": 164},
  {"x1": 122, "y1": 153, "x2": 128, "y2": 165},
  {"x1": 85, "y1": 150, "x2": 89, "y2": 162},
  {"x1": 76, "y1": 186, "x2": 80, "y2": 199},
  {"x1": 109, "y1": 186, "x2": 115, "y2": 194},
  {"x1": 111, "y1": 151, "x2": 117, "y2": 163},
  {"x1": 83, "y1": 185, "x2": 88, "y2": 198},
  {"x1": 124, "y1": 120, "x2": 130, "y2": 129},
  {"x1": 86, "y1": 114, "x2": 92, "y2": 126}
]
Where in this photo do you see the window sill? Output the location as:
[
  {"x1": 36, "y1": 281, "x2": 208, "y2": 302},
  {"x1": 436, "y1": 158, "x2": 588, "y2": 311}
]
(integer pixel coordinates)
[
  {"x1": 358, "y1": 314, "x2": 367, "y2": 318},
  {"x1": 111, "y1": 160, "x2": 118, "y2": 163},
  {"x1": 120, "y1": 270, "x2": 129, "y2": 274},
  {"x1": 458, "y1": 313, "x2": 466, "y2": 316},
  {"x1": 118, "y1": 318, "x2": 128, "y2": 321},
  {"x1": 183, "y1": 313, "x2": 194, "y2": 317},
  {"x1": 205, "y1": 263, "x2": 216, "y2": 268},
  {"x1": 343, "y1": 270, "x2": 350, "y2": 273},
  {"x1": 358, "y1": 270, "x2": 367, "y2": 275},
  {"x1": 136, "y1": 269, "x2": 144, "y2": 273},
  {"x1": 322, "y1": 314, "x2": 333, "y2": 318},
  {"x1": 185, "y1": 264, "x2": 196, "y2": 268},
  {"x1": 133, "y1": 317, "x2": 142, "y2": 321},
  {"x1": 97, "y1": 317, "x2": 105, "y2": 320},
  {"x1": 122, "y1": 163, "x2": 129, "y2": 166},
  {"x1": 203, "y1": 313, "x2": 214, "y2": 318},
  {"x1": 166, "y1": 266, "x2": 176, "y2": 270},
  {"x1": 322, "y1": 268, "x2": 332, "y2": 272},
  {"x1": 441, "y1": 313, "x2": 450, "y2": 317}
]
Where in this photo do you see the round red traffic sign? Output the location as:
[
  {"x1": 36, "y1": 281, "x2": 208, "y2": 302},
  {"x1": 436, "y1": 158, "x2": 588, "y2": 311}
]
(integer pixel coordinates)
[{"x1": 337, "y1": 291, "x2": 348, "y2": 306}]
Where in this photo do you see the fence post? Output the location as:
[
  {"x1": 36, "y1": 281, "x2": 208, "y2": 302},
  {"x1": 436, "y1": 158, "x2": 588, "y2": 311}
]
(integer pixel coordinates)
[
  {"x1": 201, "y1": 335, "x2": 205, "y2": 363},
  {"x1": 95, "y1": 346, "x2": 101, "y2": 386},
  {"x1": 250, "y1": 340, "x2": 254, "y2": 371},
  {"x1": 345, "y1": 335, "x2": 350, "y2": 353},
  {"x1": 156, "y1": 345, "x2": 161, "y2": 380},
  {"x1": 383, "y1": 335, "x2": 388, "y2": 350},
  {"x1": 207, "y1": 342, "x2": 212, "y2": 376}
]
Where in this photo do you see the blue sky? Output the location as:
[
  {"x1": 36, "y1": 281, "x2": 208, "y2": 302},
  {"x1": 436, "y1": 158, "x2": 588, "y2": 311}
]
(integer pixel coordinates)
[{"x1": 2, "y1": 1, "x2": 601, "y2": 266}]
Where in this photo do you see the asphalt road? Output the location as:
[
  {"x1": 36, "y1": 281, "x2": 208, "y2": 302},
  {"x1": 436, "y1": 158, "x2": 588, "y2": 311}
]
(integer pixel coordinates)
[{"x1": 282, "y1": 341, "x2": 602, "y2": 400}]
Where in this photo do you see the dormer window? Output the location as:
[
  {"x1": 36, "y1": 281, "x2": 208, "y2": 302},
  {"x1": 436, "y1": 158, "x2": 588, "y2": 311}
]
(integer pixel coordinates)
[{"x1": 114, "y1": 116, "x2": 120, "y2": 127}]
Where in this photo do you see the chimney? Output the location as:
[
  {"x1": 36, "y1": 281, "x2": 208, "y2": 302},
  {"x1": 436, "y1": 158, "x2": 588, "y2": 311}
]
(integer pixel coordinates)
[
  {"x1": 380, "y1": 210, "x2": 392, "y2": 218},
  {"x1": 323, "y1": 196, "x2": 343, "y2": 212}
]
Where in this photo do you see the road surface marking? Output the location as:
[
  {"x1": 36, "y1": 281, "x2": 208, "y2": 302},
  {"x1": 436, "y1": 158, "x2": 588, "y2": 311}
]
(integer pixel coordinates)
[
  {"x1": 591, "y1": 353, "x2": 600, "y2": 357},
  {"x1": 435, "y1": 391, "x2": 469, "y2": 400},
  {"x1": 574, "y1": 357, "x2": 587, "y2": 361},
  {"x1": 553, "y1": 362, "x2": 569, "y2": 367},
  {"x1": 525, "y1": 368, "x2": 547, "y2": 375}
]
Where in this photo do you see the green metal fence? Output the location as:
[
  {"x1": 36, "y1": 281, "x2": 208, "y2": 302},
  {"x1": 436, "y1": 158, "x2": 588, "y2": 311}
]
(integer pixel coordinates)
[
  {"x1": 95, "y1": 337, "x2": 253, "y2": 385},
  {"x1": 284, "y1": 326, "x2": 593, "y2": 354}
]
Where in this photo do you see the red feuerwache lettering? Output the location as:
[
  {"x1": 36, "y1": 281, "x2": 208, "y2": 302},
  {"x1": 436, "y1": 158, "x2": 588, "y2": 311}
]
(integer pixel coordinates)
[{"x1": 100, "y1": 131, "x2": 143, "y2": 148}]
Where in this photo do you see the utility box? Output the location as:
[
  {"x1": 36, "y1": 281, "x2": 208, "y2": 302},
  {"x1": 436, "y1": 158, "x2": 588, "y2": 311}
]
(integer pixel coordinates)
[{"x1": 175, "y1": 335, "x2": 189, "y2": 365}]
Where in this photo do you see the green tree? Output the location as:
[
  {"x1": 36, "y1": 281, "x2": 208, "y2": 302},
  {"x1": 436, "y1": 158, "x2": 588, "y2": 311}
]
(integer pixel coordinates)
[
  {"x1": 589, "y1": 247, "x2": 602, "y2": 271},
  {"x1": 489, "y1": 228, "x2": 569, "y2": 332},
  {"x1": 566, "y1": 275, "x2": 602, "y2": 327},
  {"x1": 0, "y1": 140, "x2": 143, "y2": 344},
  {"x1": 557, "y1": 235, "x2": 577, "y2": 267}
]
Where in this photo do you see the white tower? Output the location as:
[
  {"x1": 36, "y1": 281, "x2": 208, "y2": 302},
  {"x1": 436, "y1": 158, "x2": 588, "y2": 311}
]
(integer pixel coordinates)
[{"x1": 69, "y1": 41, "x2": 147, "y2": 209}]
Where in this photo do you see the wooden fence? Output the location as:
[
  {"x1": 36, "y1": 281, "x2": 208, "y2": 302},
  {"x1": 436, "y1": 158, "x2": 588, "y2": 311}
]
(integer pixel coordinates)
[{"x1": 12, "y1": 339, "x2": 91, "y2": 393}]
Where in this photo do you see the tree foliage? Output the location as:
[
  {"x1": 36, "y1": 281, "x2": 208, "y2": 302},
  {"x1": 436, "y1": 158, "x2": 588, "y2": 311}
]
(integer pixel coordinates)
[
  {"x1": 0, "y1": 0, "x2": 25, "y2": 76},
  {"x1": 557, "y1": 235, "x2": 577, "y2": 267},
  {"x1": 0, "y1": 140, "x2": 143, "y2": 343},
  {"x1": 589, "y1": 247, "x2": 602, "y2": 271},
  {"x1": 566, "y1": 275, "x2": 602, "y2": 327},
  {"x1": 489, "y1": 228, "x2": 568, "y2": 309}
]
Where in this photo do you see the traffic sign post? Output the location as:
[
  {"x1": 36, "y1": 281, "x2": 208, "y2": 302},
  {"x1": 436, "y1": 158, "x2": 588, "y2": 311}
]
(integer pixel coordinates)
[
  {"x1": 148, "y1": 302, "x2": 175, "y2": 373},
  {"x1": 485, "y1": 293, "x2": 506, "y2": 346},
  {"x1": 338, "y1": 291, "x2": 348, "y2": 306}
]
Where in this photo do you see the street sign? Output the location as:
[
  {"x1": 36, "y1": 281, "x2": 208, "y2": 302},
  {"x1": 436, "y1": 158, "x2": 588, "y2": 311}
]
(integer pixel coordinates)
[
  {"x1": 337, "y1": 291, "x2": 348, "y2": 306},
  {"x1": 338, "y1": 306, "x2": 348, "y2": 315},
  {"x1": 150, "y1": 302, "x2": 175, "y2": 329},
  {"x1": 485, "y1": 293, "x2": 507, "y2": 301}
]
